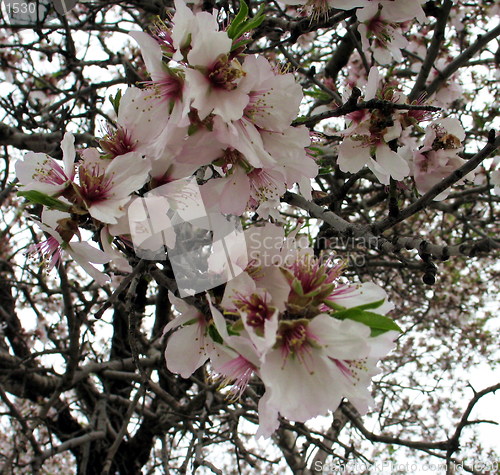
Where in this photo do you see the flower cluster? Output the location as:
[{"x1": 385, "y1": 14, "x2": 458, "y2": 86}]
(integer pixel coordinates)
[
  {"x1": 281, "y1": 0, "x2": 427, "y2": 62},
  {"x1": 15, "y1": 0, "x2": 317, "y2": 282},
  {"x1": 412, "y1": 118, "x2": 470, "y2": 200},
  {"x1": 337, "y1": 67, "x2": 471, "y2": 191},
  {"x1": 164, "y1": 223, "x2": 399, "y2": 437}
]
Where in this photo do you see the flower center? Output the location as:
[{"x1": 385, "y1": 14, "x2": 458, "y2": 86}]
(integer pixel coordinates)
[
  {"x1": 34, "y1": 158, "x2": 68, "y2": 186},
  {"x1": 234, "y1": 293, "x2": 273, "y2": 331},
  {"x1": 277, "y1": 320, "x2": 310, "y2": 357},
  {"x1": 208, "y1": 57, "x2": 245, "y2": 91},
  {"x1": 78, "y1": 162, "x2": 114, "y2": 203},
  {"x1": 100, "y1": 126, "x2": 136, "y2": 159}
]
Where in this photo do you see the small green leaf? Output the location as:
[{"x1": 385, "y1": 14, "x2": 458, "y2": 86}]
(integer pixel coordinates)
[
  {"x1": 227, "y1": 2, "x2": 266, "y2": 46},
  {"x1": 207, "y1": 323, "x2": 224, "y2": 345},
  {"x1": 109, "y1": 89, "x2": 122, "y2": 115},
  {"x1": 17, "y1": 190, "x2": 71, "y2": 212},
  {"x1": 323, "y1": 300, "x2": 345, "y2": 311},
  {"x1": 330, "y1": 304, "x2": 401, "y2": 335},
  {"x1": 227, "y1": 1, "x2": 249, "y2": 39},
  {"x1": 353, "y1": 299, "x2": 385, "y2": 311},
  {"x1": 228, "y1": 320, "x2": 244, "y2": 335}
]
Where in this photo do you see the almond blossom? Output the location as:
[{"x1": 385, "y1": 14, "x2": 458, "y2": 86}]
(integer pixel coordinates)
[
  {"x1": 76, "y1": 151, "x2": 151, "y2": 224},
  {"x1": 338, "y1": 67, "x2": 410, "y2": 184},
  {"x1": 170, "y1": 0, "x2": 250, "y2": 122},
  {"x1": 161, "y1": 224, "x2": 399, "y2": 437},
  {"x1": 280, "y1": 0, "x2": 426, "y2": 23},
  {"x1": 163, "y1": 291, "x2": 216, "y2": 378},
  {"x1": 16, "y1": 132, "x2": 76, "y2": 195},
  {"x1": 412, "y1": 118, "x2": 471, "y2": 200},
  {"x1": 256, "y1": 316, "x2": 397, "y2": 438},
  {"x1": 357, "y1": 3, "x2": 409, "y2": 64},
  {"x1": 29, "y1": 208, "x2": 111, "y2": 285}
]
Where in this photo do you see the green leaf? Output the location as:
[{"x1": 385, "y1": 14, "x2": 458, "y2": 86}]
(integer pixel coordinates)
[
  {"x1": 227, "y1": 1, "x2": 249, "y2": 39},
  {"x1": 227, "y1": 2, "x2": 266, "y2": 46},
  {"x1": 304, "y1": 88, "x2": 332, "y2": 102},
  {"x1": 353, "y1": 299, "x2": 385, "y2": 311},
  {"x1": 17, "y1": 190, "x2": 71, "y2": 212},
  {"x1": 207, "y1": 324, "x2": 224, "y2": 345},
  {"x1": 330, "y1": 305, "x2": 402, "y2": 335},
  {"x1": 109, "y1": 89, "x2": 122, "y2": 115}
]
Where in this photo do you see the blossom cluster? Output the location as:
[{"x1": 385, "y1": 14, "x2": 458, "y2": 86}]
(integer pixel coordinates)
[
  {"x1": 164, "y1": 223, "x2": 399, "y2": 437},
  {"x1": 281, "y1": 0, "x2": 427, "y2": 64},
  {"x1": 336, "y1": 67, "x2": 472, "y2": 192},
  {"x1": 14, "y1": 0, "x2": 480, "y2": 438},
  {"x1": 15, "y1": 0, "x2": 317, "y2": 283}
]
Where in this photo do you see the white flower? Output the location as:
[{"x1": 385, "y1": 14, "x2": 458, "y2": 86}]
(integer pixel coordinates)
[
  {"x1": 30, "y1": 208, "x2": 111, "y2": 285},
  {"x1": 256, "y1": 315, "x2": 396, "y2": 438},
  {"x1": 77, "y1": 151, "x2": 150, "y2": 224},
  {"x1": 412, "y1": 118, "x2": 471, "y2": 200},
  {"x1": 16, "y1": 132, "x2": 76, "y2": 195},
  {"x1": 163, "y1": 291, "x2": 216, "y2": 378}
]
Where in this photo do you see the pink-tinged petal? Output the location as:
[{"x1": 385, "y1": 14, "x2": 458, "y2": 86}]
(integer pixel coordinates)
[
  {"x1": 338, "y1": 138, "x2": 370, "y2": 174},
  {"x1": 380, "y1": 0, "x2": 426, "y2": 23},
  {"x1": 261, "y1": 126, "x2": 316, "y2": 186},
  {"x1": 240, "y1": 55, "x2": 302, "y2": 132},
  {"x1": 187, "y1": 28, "x2": 231, "y2": 67},
  {"x1": 174, "y1": 128, "x2": 224, "y2": 166},
  {"x1": 100, "y1": 227, "x2": 132, "y2": 273},
  {"x1": 253, "y1": 267, "x2": 290, "y2": 312},
  {"x1": 214, "y1": 118, "x2": 273, "y2": 168},
  {"x1": 255, "y1": 391, "x2": 280, "y2": 439},
  {"x1": 368, "y1": 157, "x2": 391, "y2": 185},
  {"x1": 88, "y1": 197, "x2": 131, "y2": 225},
  {"x1": 196, "y1": 81, "x2": 249, "y2": 122},
  {"x1": 16, "y1": 152, "x2": 68, "y2": 195},
  {"x1": 164, "y1": 323, "x2": 209, "y2": 378},
  {"x1": 41, "y1": 208, "x2": 71, "y2": 230},
  {"x1": 332, "y1": 282, "x2": 394, "y2": 315},
  {"x1": 252, "y1": 307, "x2": 278, "y2": 354},
  {"x1": 260, "y1": 347, "x2": 345, "y2": 423},
  {"x1": 74, "y1": 259, "x2": 110, "y2": 286},
  {"x1": 368, "y1": 330, "x2": 398, "y2": 359},
  {"x1": 365, "y1": 67, "x2": 380, "y2": 101},
  {"x1": 348, "y1": 393, "x2": 375, "y2": 417},
  {"x1": 61, "y1": 132, "x2": 76, "y2": 180},
  {"x1": 374, "y1": 144, "x2": 410, "y2": 181},
  {"x1": 80, "y1": 148, "x2": 100, "y2": 162},
  {"x1": 117, "y1": 87, "x2": 168, "y2": 146},
  {"x1": 164, "y1": 291, "x2": 202, "y2": 333},
  {"x1": 221, "y1": 272, "x2": 256, "y2": 311},
  {"x1": 219, "y1": 169, "x2": 251, "y2": 215},
  {"x1": 309, "y1": 315, "x2": 371, "y2": 360},
  {"x1": 171, "y1": 0, "x2": 197, "y2": 57},
  {"x1": 106, "y1": 152, "x2": 150, "y2": 197},
  {"x1": 328, "y1": 0, "x2": 370, "y2": 9},
  {"x1": 297, "y1": 175, "x2": 313, "y2": 200},
  {"x1": 437, "y1": 117, "x2": 466, "y2": 142},
  {"x1": 69, "y1": 241, "x2": 111, "y2": 265},
  {"x1": 67, "y1": 241, "x2": 111, "y2": 285},
  {"x1": 383, "y1": 121, "x2": 402, "y2": 143},
  {"x1": 355, "y1": 3, "x2": 378, "y2": 22},
  {"x1": 207, "y1": 297, "x2": 230, "y2": 341},
  {"x1": 129, "y1": 31, "x2": 163, "y2": 75}
]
